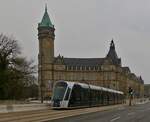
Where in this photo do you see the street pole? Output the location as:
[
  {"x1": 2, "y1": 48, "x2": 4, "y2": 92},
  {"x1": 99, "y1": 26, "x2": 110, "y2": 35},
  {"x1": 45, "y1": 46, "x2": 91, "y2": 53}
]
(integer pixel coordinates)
[
  {"x1": 40, "y1": 83, "x2": 43, "y2": 103},
  {"x1": 52, "y1": 63, "x2": 54, "y2": 94},
  {"x1": 40, "y1": 39, "x2": 44, "y2": 103},
  {"x1": 40, "y1": 55, "x2": 44, "y2": 103},
  {"x1": 128, "y1": 87, "x2": 133, "y2": 106},
  {"x1": 129, "y1": 94, "x2": 132, "y2": 106}
]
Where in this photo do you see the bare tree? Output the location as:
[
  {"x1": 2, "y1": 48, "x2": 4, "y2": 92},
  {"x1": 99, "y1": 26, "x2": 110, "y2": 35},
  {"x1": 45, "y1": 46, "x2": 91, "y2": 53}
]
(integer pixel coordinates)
[
  {"x1": 0, "y1": 34, "x2": 37, "y2": 99},
  {"x1": 0, "y1": 34, "x2": 20, "y2": 71},
  {"x1": 12, "y1": 57, "x2": 37, "y2": 86}
]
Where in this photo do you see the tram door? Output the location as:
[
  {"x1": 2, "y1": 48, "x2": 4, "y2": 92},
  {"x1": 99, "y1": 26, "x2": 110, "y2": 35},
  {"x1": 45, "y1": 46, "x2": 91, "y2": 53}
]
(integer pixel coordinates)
[
  {"x1": 69, "y1": 85, "x2": 82, "y2": 107},
  {"x1": 63, "y1": 87, "x2": 71, "y2": 107}
]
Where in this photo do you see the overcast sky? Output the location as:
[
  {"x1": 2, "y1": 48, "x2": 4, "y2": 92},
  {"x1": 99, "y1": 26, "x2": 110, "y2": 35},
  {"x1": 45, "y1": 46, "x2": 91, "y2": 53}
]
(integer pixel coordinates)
[{"x1": 0, "y1": 0, "x2": 150, "y2": 83}]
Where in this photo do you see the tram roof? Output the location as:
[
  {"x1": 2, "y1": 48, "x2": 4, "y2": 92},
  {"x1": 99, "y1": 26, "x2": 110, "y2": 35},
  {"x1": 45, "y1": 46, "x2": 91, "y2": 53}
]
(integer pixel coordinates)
[{"x1": 56, "y1": 80, "x2": 124, "y2": 95}]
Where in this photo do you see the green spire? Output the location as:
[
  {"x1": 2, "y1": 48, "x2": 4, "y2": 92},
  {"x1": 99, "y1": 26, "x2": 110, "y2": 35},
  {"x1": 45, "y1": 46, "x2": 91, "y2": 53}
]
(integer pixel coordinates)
[{"x1": 38, "y1": 5, "x2": 54, "y2": 28}]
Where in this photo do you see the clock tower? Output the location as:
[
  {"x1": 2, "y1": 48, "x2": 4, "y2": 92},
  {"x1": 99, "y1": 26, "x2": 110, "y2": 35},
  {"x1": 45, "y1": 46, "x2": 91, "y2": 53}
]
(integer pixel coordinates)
[{"x1": 38, "y1": 5, "x2": 55, "y2": 101}]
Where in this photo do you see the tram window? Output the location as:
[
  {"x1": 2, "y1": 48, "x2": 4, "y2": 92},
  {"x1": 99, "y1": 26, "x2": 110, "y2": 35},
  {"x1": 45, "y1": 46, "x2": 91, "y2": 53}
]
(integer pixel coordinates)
[
  {"x1": 92, "y1": 90, "x2": 97, "y2": 101},
  {"x1": 98, "y1": 91, "x2": 101, "y2": 101},
  {"x1": 70, "y1": 85, "x2": 82, "y2": 103},
  {"x1": 84, "y1": 88, "x2": 89, "y2": 101},
  {"x1": 96, "y1": 91, "x2": 100, "y2": 101},
  {"x1": 64, "y1": 87, "x2": 71, "y2": 100},
  {"x1": 101, "y1": 91, "x2": 104, "y2": 104},
  {"x1": 104, "y1": 91, "x2": 108, "y2": 103},
  {"x1": 52, "y1": 82, "x2": 67, "y2": 101},
  {"x1": 91, "y1": 90, "x2": 94, "y2": 101}
]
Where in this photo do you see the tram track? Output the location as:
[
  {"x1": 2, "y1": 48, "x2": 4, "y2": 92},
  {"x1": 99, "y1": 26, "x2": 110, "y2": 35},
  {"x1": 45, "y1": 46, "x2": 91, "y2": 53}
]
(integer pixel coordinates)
[
  {"x1": 0, "y1": 109, "x2": 62, "y2": 122},
  {"x1": 0, "y1": 109, "x2": 52, "y2": 118},
  {"x1": 0, "y1": 104, "x2": 124, "y2": 122},
  {"x1": 0, "y1": 108, "x2": 91, "y2": 122},
  {"x1": 0, "y1": 109, "x2": 79, "y2": 122}
]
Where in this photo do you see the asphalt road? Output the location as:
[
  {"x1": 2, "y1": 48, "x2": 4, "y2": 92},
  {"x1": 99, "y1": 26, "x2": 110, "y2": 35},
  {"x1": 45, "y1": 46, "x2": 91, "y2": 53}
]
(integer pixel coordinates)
[{"x1": 49, "y1": 102, "x2": 150, "y2": 122}]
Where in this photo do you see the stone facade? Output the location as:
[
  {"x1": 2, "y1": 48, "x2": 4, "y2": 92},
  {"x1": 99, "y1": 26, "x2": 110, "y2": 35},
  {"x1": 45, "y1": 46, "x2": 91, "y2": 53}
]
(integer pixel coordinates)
[
  {"x1": 144, "y1": 84, "x2": 150, "y2": 98},
  {"x1": 38, "y1": 7, "x2": 144, "y2": 99}
]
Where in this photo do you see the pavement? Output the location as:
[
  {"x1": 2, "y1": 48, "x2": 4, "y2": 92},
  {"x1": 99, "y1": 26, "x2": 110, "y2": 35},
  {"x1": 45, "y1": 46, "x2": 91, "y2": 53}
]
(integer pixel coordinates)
[
  {"x1": 0, "y1": 100, "x2": 50, "y2": 113},
  {"x1": 50, "y1": 100, "x2": 150, "y2": 122}
]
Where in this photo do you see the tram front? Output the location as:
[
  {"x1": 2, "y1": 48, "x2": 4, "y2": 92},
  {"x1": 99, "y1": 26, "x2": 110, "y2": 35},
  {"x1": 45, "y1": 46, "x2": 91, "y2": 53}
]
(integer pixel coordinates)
[{"x1": 51, "y1": 81, "x2": 71, "y2": 109}]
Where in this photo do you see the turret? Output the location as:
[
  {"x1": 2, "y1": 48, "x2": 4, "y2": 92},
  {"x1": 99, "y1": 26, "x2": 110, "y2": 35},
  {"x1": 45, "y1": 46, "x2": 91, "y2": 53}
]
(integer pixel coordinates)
[
  {"x1": 106, "y1": 40, "x2": 121, "y2": 66},
  {"x1": 38, "y1": 5, "x2": 55, "y2": 64}
]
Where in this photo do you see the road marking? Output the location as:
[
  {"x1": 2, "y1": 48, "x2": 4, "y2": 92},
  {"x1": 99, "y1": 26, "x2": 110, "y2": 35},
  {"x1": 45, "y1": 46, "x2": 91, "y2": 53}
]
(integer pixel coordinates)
[
  {"x1": 112, "y1": 114, "x2": 119, "y2": 118},
  {"x1": 128, "y1": 112, "x2": 135, "y2": 116},
  {"x1": 110, "y1": 116, "x2": 120, "y2": 122}
]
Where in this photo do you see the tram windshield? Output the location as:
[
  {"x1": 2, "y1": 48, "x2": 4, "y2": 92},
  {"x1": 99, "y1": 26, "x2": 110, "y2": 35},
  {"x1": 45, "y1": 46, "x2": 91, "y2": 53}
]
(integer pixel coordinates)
[{"x1": 52, "y1": 82, "x2": 67, "y2": 101}]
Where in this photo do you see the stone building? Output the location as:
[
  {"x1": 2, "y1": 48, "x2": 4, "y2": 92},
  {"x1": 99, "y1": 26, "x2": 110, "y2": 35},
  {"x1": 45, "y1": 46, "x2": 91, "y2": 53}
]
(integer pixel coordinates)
[
  {"x1": 38, "y1": 7, "x2": 144, "y2": 99},
  {"x1": 144, "y1": 84, "x2": 150, "y2": 98}
]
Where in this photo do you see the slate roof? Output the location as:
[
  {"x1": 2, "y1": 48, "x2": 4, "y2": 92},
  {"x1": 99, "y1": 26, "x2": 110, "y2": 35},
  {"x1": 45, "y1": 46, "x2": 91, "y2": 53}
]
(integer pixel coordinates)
[
  {"x1": 54, "y1": 57, "x2": 105, "y2": 66},
  {"x1": 64, "y1": 58, "x2": 105, "y2": 66},
  {"x1": 106, "y1": 40, "x2": 121, "y2": 65},
  {"x1": 138, "y1": 76, "x2": 144, "y2": 84},
  {"x1": 38, "y1": 5, "x2": 54, "y2": 28},
  {"x1": 122, "y1": 67, "x2": 131, "y2": 73},
  {"x1": 106, "y1": 40, "x2": 118, "y2": 58}
]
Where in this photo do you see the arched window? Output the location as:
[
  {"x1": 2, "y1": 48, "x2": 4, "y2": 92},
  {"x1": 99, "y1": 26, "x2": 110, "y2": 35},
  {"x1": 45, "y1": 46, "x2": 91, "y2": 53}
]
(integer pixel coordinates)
[
  {"x1": 99, "y1": 66, "x2": 101, "y2": 71},
  {"x1": 65, "y1": 66, "x2": 68, "y2": 70},
  {"x1": 77, "y1": 66, "x2": 80, "y2": 70},
  {"x1": 86, "y1": 66, "x2": 89, "y2": 70},
  {"x1": 91, "y1": 66, "x2": 94, "y2": 70},
  {"x1": 95, "y1": 66, "x2": 98, "y2": 70},
  {"x1": 73, "y1": 66, "x2": 76, "y2": 70},
  {"x1": 82, "y1": 66, "x2": 85, "y2": 70},
  {"x1": 68, "y1": 66, "x2": 71, "y2": 70}
]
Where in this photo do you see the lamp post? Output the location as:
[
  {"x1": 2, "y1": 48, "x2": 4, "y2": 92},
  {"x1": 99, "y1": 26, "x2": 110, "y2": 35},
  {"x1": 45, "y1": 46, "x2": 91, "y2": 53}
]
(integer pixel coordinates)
[
  {"x1": 40, "y1": 47, "x2": 44, "y2": 103},
  {"x1": 40, "y1": 81, "x2": 44, "y2": 103}
]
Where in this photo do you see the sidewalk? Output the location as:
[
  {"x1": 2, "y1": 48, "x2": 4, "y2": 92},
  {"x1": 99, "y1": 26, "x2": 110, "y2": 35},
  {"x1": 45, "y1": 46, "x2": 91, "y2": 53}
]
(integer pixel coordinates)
[
  {"x1": 125, "y1": 98, "x2": 149, "y2": 106},
  {"x1": 0, "y1": 101, "x2": 50, "y2": 113},
  {"x1": 135, "y1": 98, "x2": 149, "y2": 105}
]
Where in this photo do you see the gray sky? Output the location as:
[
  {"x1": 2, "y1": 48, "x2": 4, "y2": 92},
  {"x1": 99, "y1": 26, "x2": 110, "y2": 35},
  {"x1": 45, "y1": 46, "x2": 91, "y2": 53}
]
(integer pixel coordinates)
[{"x1": 0, "y1": 0, "x2": 150, "y2": 83}]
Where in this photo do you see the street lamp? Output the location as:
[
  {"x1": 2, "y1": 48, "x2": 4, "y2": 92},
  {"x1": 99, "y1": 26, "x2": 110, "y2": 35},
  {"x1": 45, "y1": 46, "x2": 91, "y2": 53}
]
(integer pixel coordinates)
[
  {"x1": 40, "y1": 52, "x2": 44, "y2": 103},
  {"x1": 40, "y1": 82, "x2": 44, "y2": 103}
]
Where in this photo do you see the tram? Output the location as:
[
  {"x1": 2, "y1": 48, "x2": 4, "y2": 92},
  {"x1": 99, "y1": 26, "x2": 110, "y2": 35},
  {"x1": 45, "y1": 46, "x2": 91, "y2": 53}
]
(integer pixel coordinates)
[{"x1": 51, "y1": 80, "x2": 124, "y2": 109}]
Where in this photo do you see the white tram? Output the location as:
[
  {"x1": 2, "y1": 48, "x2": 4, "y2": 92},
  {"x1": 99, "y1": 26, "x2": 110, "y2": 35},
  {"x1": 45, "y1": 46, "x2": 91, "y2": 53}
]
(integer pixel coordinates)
[{"x1": 51, "y1": 80, "x2": 124, "y2": 109}]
